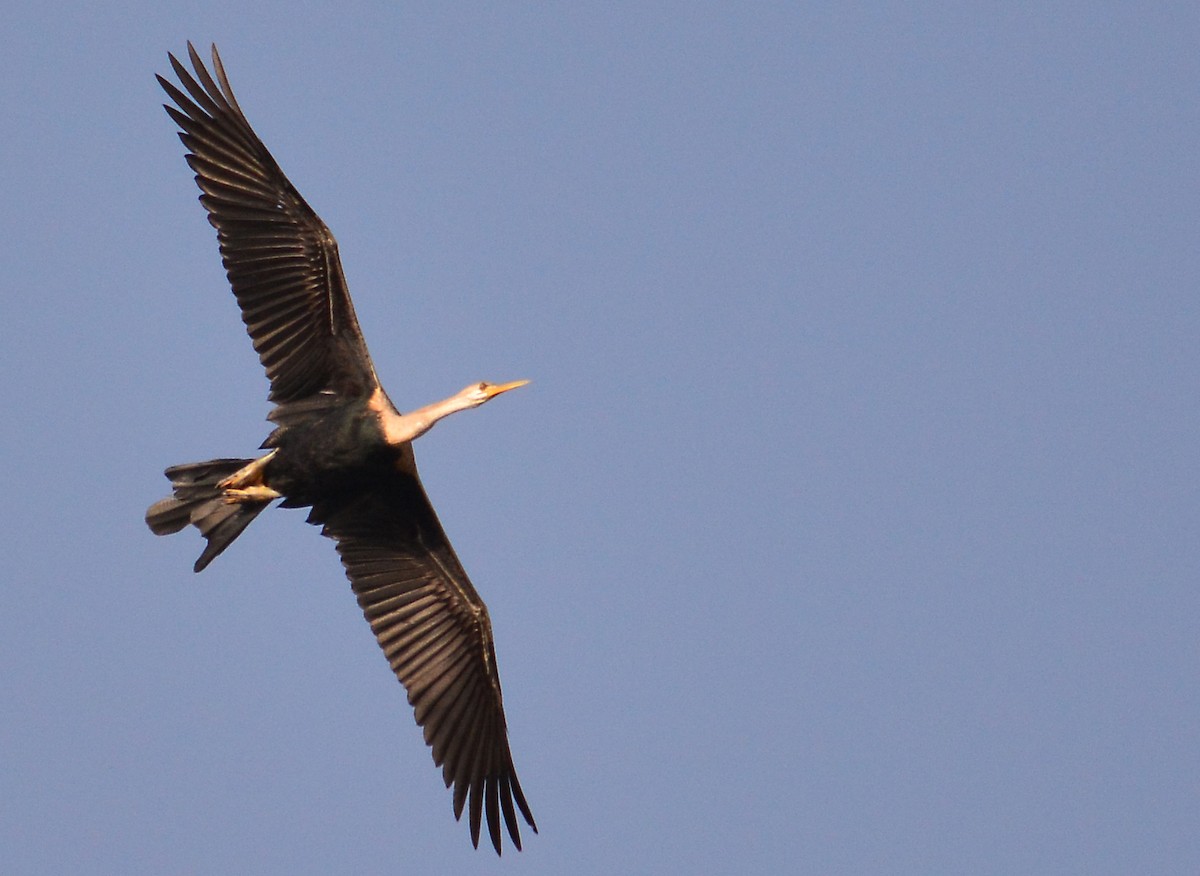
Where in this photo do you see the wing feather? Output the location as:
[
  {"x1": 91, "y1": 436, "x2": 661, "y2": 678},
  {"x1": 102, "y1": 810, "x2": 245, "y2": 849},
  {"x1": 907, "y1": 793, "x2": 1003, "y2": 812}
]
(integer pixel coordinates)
[
  {"x1": 311, "y1": 470, "x2": 536, "y2": 853},
  {"x1": 159, "y1": 43, "x2": 380, "y2": 403}
]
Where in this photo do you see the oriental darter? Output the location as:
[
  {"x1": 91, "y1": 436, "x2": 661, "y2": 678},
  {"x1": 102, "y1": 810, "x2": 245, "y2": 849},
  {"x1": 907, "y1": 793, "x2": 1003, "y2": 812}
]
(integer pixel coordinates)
[{"x1": 145, "y1": 43, "x2": 536, "y2": 854}]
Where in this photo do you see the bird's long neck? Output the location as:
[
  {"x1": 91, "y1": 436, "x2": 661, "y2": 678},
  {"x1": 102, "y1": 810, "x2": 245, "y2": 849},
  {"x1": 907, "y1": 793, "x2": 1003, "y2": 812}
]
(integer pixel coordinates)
[{"x1": 370, "y1": 386, "x2": 475, "y2": 446}]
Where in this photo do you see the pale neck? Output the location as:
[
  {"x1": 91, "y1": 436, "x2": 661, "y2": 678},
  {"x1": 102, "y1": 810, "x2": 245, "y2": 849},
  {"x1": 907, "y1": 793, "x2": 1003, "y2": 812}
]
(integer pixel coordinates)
[{"x1": 376, "y1": 388, "x2": 476, "y2": 446}]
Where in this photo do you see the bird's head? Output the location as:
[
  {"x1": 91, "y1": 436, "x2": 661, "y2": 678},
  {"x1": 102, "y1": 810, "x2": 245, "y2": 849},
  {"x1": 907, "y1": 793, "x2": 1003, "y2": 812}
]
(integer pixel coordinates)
[{"x1": 460, "y1": 379, "x2": 530, "y2": 409}]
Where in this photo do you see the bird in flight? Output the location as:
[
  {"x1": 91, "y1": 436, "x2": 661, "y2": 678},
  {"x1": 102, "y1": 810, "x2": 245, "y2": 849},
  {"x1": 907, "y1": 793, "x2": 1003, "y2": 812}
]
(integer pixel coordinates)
[{"x1": 146, "y1": 43, "x2": 536, "y2": 854}]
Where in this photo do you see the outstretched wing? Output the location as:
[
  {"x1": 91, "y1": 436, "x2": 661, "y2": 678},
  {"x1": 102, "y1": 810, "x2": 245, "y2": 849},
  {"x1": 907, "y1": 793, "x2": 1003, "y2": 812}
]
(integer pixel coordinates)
[
  {"x1": 158, "y1": 43, "x2": 380, "y2": 404},
  {"x1": 308, "y1": 464, "x2": 537, "y2": 854}
]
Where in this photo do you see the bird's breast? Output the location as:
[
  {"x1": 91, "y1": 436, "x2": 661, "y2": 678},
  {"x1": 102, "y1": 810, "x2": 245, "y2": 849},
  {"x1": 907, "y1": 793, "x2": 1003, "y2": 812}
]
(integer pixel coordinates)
[{"x1": 265, "y1": 400, "x2": 398, "y2": 501}]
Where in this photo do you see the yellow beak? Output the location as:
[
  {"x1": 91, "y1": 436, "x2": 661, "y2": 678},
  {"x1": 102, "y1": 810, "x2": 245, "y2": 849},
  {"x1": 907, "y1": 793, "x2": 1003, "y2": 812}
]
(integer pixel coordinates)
[{"x1": 483, "y1": 379, "x2": 530, "y2": 399}]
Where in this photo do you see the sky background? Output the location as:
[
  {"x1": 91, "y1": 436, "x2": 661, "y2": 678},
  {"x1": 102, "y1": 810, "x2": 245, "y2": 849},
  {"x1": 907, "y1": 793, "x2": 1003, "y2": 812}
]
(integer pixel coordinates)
[{"x1": 2, "y1": 3, "x2": 1198, "y2": 873}]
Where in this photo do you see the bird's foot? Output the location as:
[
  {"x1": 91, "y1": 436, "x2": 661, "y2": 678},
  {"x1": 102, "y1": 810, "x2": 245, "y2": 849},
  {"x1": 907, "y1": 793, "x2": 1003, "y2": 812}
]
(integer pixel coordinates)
[{"x1": 222, "y1": 485, "x2": 282, "y2": 504}]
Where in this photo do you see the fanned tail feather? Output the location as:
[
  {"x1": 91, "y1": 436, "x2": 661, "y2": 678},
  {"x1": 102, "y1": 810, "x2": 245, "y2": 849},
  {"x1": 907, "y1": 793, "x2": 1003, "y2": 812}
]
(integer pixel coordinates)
[{"x1": 146, "y1": 458, "x2": 271, "y2": 572}]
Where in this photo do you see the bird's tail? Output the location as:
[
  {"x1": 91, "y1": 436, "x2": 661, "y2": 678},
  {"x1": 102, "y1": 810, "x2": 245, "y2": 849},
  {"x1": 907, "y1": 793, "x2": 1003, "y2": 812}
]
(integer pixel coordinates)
[{"x1": 146, "y1": 458, "x2": 275, "y2": 572}]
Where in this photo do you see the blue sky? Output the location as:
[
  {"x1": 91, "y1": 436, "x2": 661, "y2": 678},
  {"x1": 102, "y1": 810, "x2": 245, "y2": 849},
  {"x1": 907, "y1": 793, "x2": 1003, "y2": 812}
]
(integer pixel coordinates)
[{"x1": 2, "y1": 3, "x2": 1198, "y2": 873}]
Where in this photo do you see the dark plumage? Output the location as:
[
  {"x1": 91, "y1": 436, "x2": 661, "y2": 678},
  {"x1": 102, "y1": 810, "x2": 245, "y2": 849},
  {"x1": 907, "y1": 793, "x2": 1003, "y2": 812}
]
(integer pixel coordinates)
[{"x1": 146, "y1": 43, "x2": 535, "y2": 854}]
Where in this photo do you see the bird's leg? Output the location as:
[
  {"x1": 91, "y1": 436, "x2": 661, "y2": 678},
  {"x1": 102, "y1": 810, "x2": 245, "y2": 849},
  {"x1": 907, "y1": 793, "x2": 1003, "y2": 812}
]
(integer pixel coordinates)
[{"x1": 217, "y1": 450, "x2": 281, "y2": 503}]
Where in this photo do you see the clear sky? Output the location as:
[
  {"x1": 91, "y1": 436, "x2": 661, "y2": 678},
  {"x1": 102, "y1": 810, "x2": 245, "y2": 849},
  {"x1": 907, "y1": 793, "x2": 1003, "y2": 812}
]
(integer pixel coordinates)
[{"x1": 2, "y1": 3, "x2": 1197, "y2": 873}]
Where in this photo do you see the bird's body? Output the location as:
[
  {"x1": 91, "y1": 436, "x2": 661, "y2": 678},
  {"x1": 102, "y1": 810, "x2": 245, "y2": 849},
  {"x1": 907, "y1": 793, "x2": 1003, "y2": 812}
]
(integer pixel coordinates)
[
  {"x1": 265, "y1": 393, "x2": 402, "y2": 501},
  {"x1": 145, "y1": 44, "x2": 535, "y2": 854}
]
